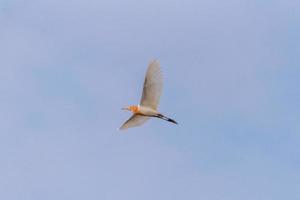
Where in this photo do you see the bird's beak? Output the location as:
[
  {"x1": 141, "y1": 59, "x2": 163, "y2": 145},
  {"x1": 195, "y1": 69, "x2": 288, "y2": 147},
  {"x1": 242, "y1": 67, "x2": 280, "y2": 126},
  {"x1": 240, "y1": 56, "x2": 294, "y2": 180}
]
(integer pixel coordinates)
[{"x1": 121, "y1": 107, "x2": 129, "y2": 111}]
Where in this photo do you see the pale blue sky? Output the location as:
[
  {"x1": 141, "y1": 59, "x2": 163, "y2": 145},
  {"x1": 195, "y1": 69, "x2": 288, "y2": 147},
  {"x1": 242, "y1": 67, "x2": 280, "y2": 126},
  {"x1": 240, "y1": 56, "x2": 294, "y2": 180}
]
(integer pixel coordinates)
[{"x1": 0, "y1": 0, "x2": 300, "y2": 199}]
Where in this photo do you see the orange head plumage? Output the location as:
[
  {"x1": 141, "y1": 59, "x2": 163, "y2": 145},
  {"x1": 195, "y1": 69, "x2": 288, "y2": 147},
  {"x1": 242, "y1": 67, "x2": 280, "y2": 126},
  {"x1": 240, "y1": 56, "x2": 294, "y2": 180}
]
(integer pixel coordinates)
[{"x1": 122, "y1": 105, "x2": 139, "y2": 114}]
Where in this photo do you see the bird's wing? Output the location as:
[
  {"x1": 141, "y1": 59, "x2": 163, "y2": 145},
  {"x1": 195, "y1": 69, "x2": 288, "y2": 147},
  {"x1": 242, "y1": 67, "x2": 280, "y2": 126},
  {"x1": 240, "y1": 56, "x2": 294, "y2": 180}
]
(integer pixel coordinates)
[
  {"x1": 119, "y1": 115, "x2": 150, "y2": 130},
  {"x1": 140, "y1": 60, "x2": 163, "y2": 110}
]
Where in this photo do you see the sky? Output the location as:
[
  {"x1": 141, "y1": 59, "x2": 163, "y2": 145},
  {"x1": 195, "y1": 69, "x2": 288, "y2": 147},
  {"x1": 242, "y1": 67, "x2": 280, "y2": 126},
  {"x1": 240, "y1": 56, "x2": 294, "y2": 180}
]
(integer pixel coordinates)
[{"x1": 0, "y1": 0, "x2": 300, "y2": 199}]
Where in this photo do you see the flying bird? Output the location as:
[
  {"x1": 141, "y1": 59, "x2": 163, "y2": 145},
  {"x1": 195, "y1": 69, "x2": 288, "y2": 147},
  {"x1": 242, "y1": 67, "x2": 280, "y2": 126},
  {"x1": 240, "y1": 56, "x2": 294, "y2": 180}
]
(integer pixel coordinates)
[{"x1": 120, "y1": 60, "x2": 177, "y2": 130}]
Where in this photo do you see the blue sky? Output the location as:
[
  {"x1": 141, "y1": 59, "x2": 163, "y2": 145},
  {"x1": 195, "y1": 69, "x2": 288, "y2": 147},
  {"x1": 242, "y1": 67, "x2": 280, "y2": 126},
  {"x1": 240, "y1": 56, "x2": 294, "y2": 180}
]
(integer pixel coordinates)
[{"x1": 0, "y1": 0, "x2": 300, "y2": 199}]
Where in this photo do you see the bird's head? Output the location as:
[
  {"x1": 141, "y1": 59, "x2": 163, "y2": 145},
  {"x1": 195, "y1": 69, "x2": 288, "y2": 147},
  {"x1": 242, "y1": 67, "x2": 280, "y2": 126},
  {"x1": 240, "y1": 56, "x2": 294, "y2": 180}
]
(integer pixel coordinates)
[{"x1": 121, "y1": 105, "x2": 139, "y2": 113}]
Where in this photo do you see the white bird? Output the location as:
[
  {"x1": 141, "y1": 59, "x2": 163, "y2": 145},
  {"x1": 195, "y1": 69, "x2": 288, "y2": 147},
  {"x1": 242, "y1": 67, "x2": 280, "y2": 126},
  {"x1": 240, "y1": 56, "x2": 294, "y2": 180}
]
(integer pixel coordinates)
[{"x1": 120, "y1": 60, "x2": 177, "y2": 130}]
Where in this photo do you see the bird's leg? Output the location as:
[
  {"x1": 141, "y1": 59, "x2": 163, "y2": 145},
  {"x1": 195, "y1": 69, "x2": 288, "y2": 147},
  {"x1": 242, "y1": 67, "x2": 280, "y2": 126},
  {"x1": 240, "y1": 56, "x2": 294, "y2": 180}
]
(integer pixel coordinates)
[{"x1": 156, "y1": 114, "x2": 178, "y2": 125}]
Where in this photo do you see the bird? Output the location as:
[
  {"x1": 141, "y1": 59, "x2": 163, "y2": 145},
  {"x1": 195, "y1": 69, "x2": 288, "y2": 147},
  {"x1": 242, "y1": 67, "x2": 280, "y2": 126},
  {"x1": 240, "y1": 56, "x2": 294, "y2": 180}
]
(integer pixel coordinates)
[{"x1": 120, "y1": 60, "x2": 177, "y2": 130}]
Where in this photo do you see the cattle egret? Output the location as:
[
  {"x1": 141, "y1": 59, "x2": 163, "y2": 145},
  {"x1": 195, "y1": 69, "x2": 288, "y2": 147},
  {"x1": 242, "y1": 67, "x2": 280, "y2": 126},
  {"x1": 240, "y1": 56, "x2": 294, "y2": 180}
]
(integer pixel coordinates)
[{"x1": 120, "y1": 60, "x2": 177, "y2": 130}]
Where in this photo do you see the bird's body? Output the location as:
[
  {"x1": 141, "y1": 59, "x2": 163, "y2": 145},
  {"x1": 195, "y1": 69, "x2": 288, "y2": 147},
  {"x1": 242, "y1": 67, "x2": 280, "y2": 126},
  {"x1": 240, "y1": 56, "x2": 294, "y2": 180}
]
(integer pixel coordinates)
[{"x1": 120, "y1": 60, "x2": 177, "y2": 130}]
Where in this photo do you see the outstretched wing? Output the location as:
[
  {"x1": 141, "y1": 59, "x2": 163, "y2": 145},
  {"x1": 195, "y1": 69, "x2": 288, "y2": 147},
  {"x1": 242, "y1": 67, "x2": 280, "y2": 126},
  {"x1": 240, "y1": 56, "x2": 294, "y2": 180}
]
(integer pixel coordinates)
[
  {"x1": 140, "y1": 60, "x2": 163, "y2": 110},
  {"x1": 119, "y1": 115, "x2": 150, "y2": 130}
]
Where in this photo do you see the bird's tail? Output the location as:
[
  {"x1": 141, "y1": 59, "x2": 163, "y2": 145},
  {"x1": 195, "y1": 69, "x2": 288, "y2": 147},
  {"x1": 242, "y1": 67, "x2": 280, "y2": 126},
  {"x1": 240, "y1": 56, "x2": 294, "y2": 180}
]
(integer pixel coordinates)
[{"x1": 157, "y1": 114, "x2": 178, "y2": 125}]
